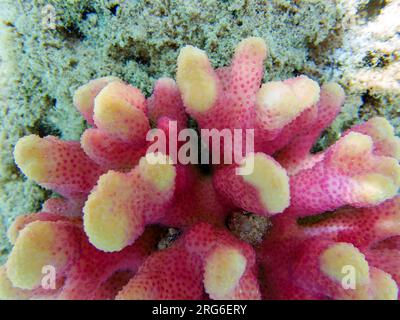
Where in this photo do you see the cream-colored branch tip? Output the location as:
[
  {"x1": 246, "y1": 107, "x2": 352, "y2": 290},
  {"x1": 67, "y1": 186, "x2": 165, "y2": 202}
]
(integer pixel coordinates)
[
  {"x1": 7, "y1": 214, "x2": 30, "y2": 245},
  {"x1": 320, "y1": 243, "x2": 370, "y2": 286},
  {"x1": 321, "y1": 82, "x2": 345, "y2": 105},
  {"x1": 370, "y1": 268, "x2": 399, "y2": 300},
  {"x1": 176, "y1": 45, "x2": 218, "y2": 112},
  {"x1": 83, "y1": 170, "x2": 143, "y2": 252},
  {"x1": 204, "y1": 246, "x2": 247, "y2": 299},
  {"x1": 330, "y1": 132, "x2": 400, "y2": 205},
  {"x1": 235, "y1": 37, "x2": 268, "y2": 59},
  {"x1": 319, "y1": 243, "x2": 373, "y2": 300},
  {"x1": 73, "y1": 76, "x2": 121, "y2": 121},
  {"x1": 331, "y1": 132, "x2": 374, "y2": 163},
  {"x1": 238, "y1": 153, "x2": 290, "y2": 214},
  {"x1": 256, "y1": 76, "x2": 320, "y2": 130},
  {"x1": 83, "y1": 153, "x2": 176, "y2": 252},
  {"x1": 93, "y1": 81, "x2": 148, "y2": 141},
  {"x1": 362, "y1": 117, "x2": 400, "y2": 160},
  {"x1": 0, "y1": 266, "x2": 30, "y2": 300},
  {"x1": 13, "y1": 135, "x2": 54, "y2": 182},
  {"x1": 139, "y1": 153, "x2": 176, "y2": 192},
  {"x1": 6, "y1": 221, "x2": 73, "y2": 290}
]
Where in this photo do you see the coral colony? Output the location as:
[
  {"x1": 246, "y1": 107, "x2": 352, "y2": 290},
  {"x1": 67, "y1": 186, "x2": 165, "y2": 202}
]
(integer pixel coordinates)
[{"x1": 1, "y1": 37, "x2": 400, "y2": 300}]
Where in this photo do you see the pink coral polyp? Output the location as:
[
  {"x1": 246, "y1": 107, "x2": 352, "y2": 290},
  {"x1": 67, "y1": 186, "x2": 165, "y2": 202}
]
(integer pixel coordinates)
[{"x1": 2, "y1": 37, "x2": 400, "y2": 300}]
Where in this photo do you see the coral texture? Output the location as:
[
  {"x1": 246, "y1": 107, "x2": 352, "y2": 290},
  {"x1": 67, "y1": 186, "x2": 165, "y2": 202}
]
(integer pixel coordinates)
[{"x1": 1, "y1": 37, "x2": 400, "y2": 300}]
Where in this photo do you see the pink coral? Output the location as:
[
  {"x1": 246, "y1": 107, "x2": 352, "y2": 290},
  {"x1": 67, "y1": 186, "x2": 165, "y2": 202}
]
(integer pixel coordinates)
[
  {"x1": 117, "y1": 223, "x2": 260, "y2": 300},
  {"x1": 1, "y1": 212, "x2": 159, "y2": 299},
  {"x1": 1, "y1": 37, "x2": 400, "y2": 300}
]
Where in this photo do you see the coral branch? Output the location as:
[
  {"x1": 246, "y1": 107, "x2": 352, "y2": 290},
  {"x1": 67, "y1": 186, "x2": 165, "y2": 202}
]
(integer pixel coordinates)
[
  {"x1": 254, "y1": 76, "x2": 320, "y2": 154},
  {"x1": 83, "y1": 152, "x2": 176, "y2": 252},
  {"x1": 147, "y1": 78, "x2": 188, "y2": 131},
  {"x1": 298, "y1": 196, "x2": 400, "y2": 248},
  {"x1": 346, "y1": 117, "x2": 400, "y2": 160},
  {"x1": 177, "y1": 37, "x2": 267, "y2": 131},
  {"x1": 14, "y1": 135, "x2": 104, "y2": 198},
  {"x1": 73, "y1": 76, "x2": 121, "y2": 126},
  {"x1": 6, "y1": 220, "x2": 80, "y2": 290},
  {"x1": 118, "y1": 223, "x2": 260, "y2": 300},
  {"x1": 289, "y1": 132, "x2": 400, "y2": 216},
  {"x1": 213, "y1": 152, "x2": 290, "y2": 216},
  {"x1": 276, "y1": 83, "x2": 345, "y2": 174},
  {"x1": 1, "y1": 213, "x2": 159, "y2": 299}
]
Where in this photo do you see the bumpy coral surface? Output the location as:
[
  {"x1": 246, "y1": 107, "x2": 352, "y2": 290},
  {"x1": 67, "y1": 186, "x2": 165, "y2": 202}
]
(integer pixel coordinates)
[{"x1": 1, "y1": 37, "x2": 400, "y2": 300}]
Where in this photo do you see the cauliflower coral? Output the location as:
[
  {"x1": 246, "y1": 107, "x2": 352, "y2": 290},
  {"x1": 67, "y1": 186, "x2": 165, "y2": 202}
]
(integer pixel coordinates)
[{"x1": 1, "y1": 37, "x2": 400, "y2": 300}]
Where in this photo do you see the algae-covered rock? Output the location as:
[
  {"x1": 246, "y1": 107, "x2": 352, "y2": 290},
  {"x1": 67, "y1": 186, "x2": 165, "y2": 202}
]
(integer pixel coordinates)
[{"x1": 314, "y1": 0, "x2": 400, "y2": 155}]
